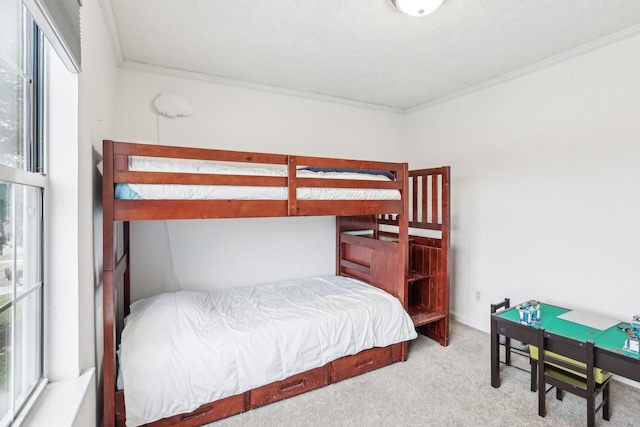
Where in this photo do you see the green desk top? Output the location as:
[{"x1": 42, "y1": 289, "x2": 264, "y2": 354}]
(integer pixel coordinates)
[{"x1": 496, "y1": 302, "x2": 640, "y2": 360}]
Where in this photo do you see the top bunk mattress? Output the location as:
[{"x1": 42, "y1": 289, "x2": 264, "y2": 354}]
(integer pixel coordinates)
[
  {"x1": 115, "y1": 156, "x2": 402, "y2": 200},
  {"x1": 120, "y1": 275, "x2": 417, "y2": 426}
]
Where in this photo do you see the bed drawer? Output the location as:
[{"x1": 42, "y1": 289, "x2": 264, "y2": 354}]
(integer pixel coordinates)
[
  {"x1": 331, "y1": 346, "x2": 392, "y2": 383},
  {"x1": 143, "y1": 394, "x2": 244, "y2": 427},
  {"x1": 249, "y1": 366, "x2": 329, "y2": 409}
]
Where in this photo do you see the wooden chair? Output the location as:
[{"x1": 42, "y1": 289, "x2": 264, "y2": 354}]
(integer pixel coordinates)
[
  {"x1": 491, "y1": 298, "x2": 536, "y2": 391},
  {"x1": 535, "y1": 328, "x2": 612, "y2": 427}
]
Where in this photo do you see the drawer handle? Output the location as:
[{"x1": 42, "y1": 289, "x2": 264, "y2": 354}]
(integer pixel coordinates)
[
  {"x1": 279, "y1": 378, "x2": 305, "y2": 392},
  {"x1": 355, "y1": 357, "x2": 374, "y2": 369},
  {"x1": 181, "y1": 407, "x2": 213, "y2": 421}
]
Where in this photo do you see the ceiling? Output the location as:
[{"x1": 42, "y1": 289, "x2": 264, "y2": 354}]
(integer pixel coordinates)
[{"x1": 103, "y1": 0, "x2": 640, "y2": 111}]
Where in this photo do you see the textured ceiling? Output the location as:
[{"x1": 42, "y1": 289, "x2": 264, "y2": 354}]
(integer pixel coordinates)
[{"x1": 103, "y1": 0, "x2": 640, "y2": 111}]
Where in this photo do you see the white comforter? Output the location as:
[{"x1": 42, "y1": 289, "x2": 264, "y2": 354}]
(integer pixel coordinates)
[
  {"x1": 120, "y1": 276, "x2": 417, "y2": 426},
  {"x1": 124, "y1": 156, "x2": 401, "y2": 200}
]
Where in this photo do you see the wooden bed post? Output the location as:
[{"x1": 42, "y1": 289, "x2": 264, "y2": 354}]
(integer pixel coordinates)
[
  {"x1": 398, "y1": 163, "x2": 409, "y2": 302},
  {"x1": 102, "y1": 140, "x2": 116, "y2": 427},
  {"x1": 287, "y1": 156, "x2": 297, "y2": 216},
  {"x1": 397, "y1": 163, "x2": 410, "y2": 360},
  {"x1": 123, "y1": 221, "x2": 130, "y2": 316},
  {"x1": 440, "y1": 166, "x2": 450, "y2": 345}
]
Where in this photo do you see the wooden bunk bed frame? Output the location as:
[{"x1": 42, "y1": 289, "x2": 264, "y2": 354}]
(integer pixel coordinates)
[{"x1": 102, "y1": 140, "x2": 450, "y2": 427}]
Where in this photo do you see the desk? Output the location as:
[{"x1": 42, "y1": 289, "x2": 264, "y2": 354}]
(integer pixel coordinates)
[{"x1": 491, "y1": 302, "x2": 640, "y2": 388}]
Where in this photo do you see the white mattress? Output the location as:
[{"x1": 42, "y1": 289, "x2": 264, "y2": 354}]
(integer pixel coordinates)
[
  {"x1": 121, "y1": 156, "x2": 401, "y2": 200},
  {"x1": 119, "y1": 275, "x2": 417, "y2": 426}
]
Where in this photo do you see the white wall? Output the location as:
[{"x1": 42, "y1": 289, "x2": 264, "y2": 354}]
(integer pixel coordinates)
[
  {"x1": 115, "y1": 69, "x2": 406, "y2": 300},
  {"x1": 406, "y1": 33, "x2": 640, "y2": 332},
  {"x1": 79, "y1": 0, "x2": 119, "y2": 424},
  {"x1": 78, "y1": 0, "x2": 118, "y2": 424}
]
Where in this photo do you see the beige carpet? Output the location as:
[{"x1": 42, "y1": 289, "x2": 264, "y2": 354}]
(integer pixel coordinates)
[{"x1": 209, "y1": 321, "x2": 639, "y2": 426}]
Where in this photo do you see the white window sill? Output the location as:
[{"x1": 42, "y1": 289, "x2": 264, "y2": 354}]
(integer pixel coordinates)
[{"x1": 16, "y1": 368, "x2": 95, "y2": 427}]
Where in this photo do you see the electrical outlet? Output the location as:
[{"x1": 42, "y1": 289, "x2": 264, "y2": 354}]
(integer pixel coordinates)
[{"x1": 474, "y1": 289, "x2": 481, "y2": 302}]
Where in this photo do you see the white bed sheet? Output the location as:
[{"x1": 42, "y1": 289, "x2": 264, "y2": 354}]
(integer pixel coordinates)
[
  {"x1": 119, "y1": 275, "x2": 417, "y2": 426},
  {"x1": 123, "y1": 156, "x2": 401, "y2": 200}
]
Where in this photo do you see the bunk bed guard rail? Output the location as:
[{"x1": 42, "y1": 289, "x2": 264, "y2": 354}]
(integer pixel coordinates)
[{"x1": 103, "y1": 140, "x2": 409, "y2": 220}]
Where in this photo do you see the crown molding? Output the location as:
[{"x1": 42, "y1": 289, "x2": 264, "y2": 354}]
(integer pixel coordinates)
[
  {"x1": 118, "y1": 60, "x2": 405, "y2": 114},
  {"x1": 406, "y1": 23, "x2": 640, "y2": 114}
]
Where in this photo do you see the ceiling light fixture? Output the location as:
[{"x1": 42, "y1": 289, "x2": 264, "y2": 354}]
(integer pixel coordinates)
[{"x1": 391, "y1": 0, "x2": 444, "y2": 17}]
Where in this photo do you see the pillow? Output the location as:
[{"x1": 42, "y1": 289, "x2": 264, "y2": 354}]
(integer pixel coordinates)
[{"x1": 298, "y1": 166, "x2": 395, "y2": 180}]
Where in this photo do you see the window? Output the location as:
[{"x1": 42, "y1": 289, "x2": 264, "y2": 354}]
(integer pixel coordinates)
[{"x1": 0, "y1": 0, "x2": 45, "y2": 425}]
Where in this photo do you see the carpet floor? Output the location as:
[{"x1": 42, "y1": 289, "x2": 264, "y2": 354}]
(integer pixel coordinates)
[{"x1": 208, "y1": 321, "x2": 640, "y2": 426}]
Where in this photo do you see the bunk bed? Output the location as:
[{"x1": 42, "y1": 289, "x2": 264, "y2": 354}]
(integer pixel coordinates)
[{"x1": 102, "y1": 140, "x2": 450, "y2": 427}]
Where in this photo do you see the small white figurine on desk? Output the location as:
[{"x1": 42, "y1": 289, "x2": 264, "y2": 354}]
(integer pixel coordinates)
[{"x1": 623, "y1": 314, "x2": 640, "y2": 353}]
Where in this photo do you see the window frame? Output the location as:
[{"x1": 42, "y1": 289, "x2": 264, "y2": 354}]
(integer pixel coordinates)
[{"x1": 0, "y1": 5, "x2": 47, "y2": 425}]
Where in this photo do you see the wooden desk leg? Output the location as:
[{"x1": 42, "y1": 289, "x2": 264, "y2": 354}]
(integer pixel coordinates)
[
  {"x1": 491, "y1": 316, "x2": 500, "y2": 388},
  {"x1": 530, "y1": 359, "x2": 537, "y2": 392},
  {"x1": 537, "y1": 328, "x2": 546, "y2": 417}
]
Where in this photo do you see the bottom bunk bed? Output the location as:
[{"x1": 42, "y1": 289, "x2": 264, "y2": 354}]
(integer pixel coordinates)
[{"x1": 116, "y1": 275, "x2": 416, "y2": 426}]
